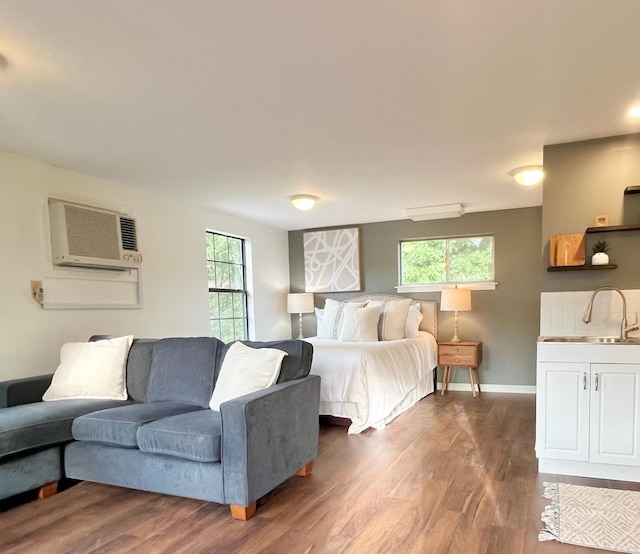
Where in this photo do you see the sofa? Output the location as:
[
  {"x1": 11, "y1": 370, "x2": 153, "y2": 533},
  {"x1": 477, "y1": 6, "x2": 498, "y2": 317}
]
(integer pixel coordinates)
[{"x1": 0, "y1": 336, "x2": 320, "y2": 520}]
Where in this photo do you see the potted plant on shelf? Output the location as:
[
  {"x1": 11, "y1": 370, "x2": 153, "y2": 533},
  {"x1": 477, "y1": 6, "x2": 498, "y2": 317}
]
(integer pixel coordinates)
[{"x1": 591, "y1": 240, "x2": 610, "y2": 266}]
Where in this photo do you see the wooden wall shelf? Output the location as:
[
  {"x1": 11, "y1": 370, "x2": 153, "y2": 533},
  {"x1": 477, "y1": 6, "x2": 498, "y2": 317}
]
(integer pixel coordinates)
[
  {"x1": 585, "y1": 224, "x2": 640, "y2": 234},
  {"x1": 547, "y1": 264, "x2": 618, "y2": 272}
]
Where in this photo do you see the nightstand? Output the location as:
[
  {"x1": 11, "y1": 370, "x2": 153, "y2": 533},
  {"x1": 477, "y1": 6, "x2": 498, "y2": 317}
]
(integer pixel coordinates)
[{"x1": 439, "y1": 341, "x2": 482, "y2": 397}]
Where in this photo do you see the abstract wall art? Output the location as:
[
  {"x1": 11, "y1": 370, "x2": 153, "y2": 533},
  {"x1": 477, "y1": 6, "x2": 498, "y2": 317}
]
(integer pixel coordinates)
[{"x1": 303, "y1": 227, "x2": 361, "y2": 293}]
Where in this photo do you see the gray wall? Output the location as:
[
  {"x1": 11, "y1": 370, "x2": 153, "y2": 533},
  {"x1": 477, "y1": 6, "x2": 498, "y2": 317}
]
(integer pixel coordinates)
[
  {"x1": 289, "y1": 207, "x2": 542, "y2": 386},
  {"x1": 542, "y1": 133, "x2": 640, "y2": 292}
]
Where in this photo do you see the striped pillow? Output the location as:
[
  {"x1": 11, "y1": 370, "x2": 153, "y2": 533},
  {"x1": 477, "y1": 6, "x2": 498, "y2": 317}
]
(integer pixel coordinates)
[
  {"x1": 318, "y1": 299, "x2": 365, "y2": 339},
  {"x1": 366, "y1": 298, "x2": 412, "y2": 340}
]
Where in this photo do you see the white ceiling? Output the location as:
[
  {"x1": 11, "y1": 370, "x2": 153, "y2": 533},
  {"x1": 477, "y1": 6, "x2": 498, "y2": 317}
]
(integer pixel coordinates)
[{"x1": 1, "y1": 1, "x2": 640, "y2": 230}]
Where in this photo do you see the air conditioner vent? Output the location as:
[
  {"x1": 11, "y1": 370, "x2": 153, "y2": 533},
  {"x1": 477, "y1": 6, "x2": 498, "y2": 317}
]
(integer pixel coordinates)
[{"x1": 120, "y1": 217, "x2": 137, "y2": 251}]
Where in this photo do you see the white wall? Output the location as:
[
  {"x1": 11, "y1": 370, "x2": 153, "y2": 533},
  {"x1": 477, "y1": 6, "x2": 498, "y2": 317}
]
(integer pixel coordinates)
[{"x1": 0, "y1": 151, "x2": 292, "y2": 381}]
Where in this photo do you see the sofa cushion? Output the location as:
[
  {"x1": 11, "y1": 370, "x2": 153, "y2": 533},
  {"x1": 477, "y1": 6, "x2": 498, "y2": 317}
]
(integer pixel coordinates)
[
  {"x1": 144, "y1": 337, "x2": 222, "y2": 407},
  {"x1": 42, "y1": 335, "x2": 133, "y2": 401},
  {"x1": 125, "y1": 339, "x2": 157, "y2": 402},
  {"x1": 72, "y1": 402, "x2": 202, "y2": 448},
  {"x1": 231, "y1": 340, "x2": 314, "y2": 383},
  {"x1": 137, "y1": 410, "x2": 222, "y2": 462},
  {"x1": 0, "y1": 398, "x2": 133, "y2": 460}
]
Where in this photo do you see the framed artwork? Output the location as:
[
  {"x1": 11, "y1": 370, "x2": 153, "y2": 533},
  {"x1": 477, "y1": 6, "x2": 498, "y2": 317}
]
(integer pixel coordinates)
[
  {"x1": 594, "y1": 214, "x2": 609, "y2": 227},
  {"x1": 303, "y1": 227, "x2": 361, "y2": 293}
]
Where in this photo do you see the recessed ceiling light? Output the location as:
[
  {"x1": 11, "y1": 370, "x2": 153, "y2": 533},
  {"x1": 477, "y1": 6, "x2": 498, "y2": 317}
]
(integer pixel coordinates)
[
  {"x1": 290, "y1": 195, "x2": 318, "y2": 211},
  {"x1": 628, "y1": 106, "x2": 640, "y2": 118},
  {"x1": 509, "y1": 165, "x2": 544, "y2": 187}
]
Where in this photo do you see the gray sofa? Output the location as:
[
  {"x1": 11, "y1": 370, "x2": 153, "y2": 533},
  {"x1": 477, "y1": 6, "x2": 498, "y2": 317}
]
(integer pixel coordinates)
[{"x1": 0, "y1": 337, "x2": 320, "y2": 520}]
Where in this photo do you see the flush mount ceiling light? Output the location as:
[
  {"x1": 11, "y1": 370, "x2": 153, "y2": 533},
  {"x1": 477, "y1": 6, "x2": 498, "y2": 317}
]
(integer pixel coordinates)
[
  {"x1": 290, "y1": 195, "x2": 318, "y2": 211},
  {"x1": 509, "y1": 165, "x2": 544, "y2": 186},
  {"x1": 628, "y1": 106, "x2": 640, "y2": 118},
  {"x1": 405, "y1": 203, "x2": 464, "y2": 221}
]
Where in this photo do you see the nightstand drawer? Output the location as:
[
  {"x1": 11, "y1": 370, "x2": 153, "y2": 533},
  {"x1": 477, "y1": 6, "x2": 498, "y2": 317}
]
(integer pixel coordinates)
[
  {"x1": 439, "y1": 351, "x2": 477, "y2": 366},
  {"x1": 438, "y1": 344, "x2": 478, "y2": 367}
]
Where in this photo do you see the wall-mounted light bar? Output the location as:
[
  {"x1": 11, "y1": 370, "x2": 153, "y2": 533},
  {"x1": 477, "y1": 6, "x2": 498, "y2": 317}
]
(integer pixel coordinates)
[{"x1": 405, "y1": 203, "x2": 465, "y2": 221}]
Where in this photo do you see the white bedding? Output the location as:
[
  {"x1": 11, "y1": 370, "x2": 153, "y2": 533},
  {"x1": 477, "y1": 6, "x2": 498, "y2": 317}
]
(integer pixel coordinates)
[{"x1": 307, "y1": 331, "x2": 438, "y2": 434}]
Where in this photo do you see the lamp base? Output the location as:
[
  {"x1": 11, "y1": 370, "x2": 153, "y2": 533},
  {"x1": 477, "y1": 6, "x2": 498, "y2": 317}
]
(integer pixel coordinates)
[
  {"x1": 450, "y1": 311, "x2": 462, "y2": 343},
  {"x1": 297, "y1": 312, "x2": 304, "y2": 340}
]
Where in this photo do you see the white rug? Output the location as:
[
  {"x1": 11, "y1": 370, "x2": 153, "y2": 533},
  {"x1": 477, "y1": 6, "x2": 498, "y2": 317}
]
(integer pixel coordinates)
[{"x1": 540, "y1": 482, "x2": 640, "y2": 553}]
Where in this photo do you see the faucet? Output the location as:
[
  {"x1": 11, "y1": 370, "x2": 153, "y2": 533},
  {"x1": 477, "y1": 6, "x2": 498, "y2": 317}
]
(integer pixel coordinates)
[{"x1": 583, "y1": 286, "x2": 639, "y2": 340}]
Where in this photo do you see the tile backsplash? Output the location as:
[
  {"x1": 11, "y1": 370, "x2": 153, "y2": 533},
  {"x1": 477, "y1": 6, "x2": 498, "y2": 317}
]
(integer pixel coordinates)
[{"x1": 540, "y1": 289, "x2": 640, "y2": 338}]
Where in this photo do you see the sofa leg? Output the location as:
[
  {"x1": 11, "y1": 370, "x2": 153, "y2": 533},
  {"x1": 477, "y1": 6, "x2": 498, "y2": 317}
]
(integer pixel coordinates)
[
  {"x1": 296, "y1": 460, "x2": 314, "y2": 477},
  {"x1": 37, "y1": 481, "x2": 58, "y2": 499},
  {"x1": 230, "y1": 502, "x2": 257, "y2": 521}
]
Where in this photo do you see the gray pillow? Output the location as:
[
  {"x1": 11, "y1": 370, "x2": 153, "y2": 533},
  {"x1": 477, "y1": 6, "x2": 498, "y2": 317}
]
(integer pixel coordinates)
[{"x1": 145, "y1": 337, "x2": 223, "y2": 407}]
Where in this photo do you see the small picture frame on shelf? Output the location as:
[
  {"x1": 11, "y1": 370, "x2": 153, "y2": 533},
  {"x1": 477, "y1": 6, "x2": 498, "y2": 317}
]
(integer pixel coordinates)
[{"x1": 594, "y1": 214, "x2": 609, "y2": 227}]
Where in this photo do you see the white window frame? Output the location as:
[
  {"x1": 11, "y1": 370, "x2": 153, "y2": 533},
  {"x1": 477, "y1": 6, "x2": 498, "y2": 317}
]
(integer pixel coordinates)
[
  {"x1": 396, "y1": 234, "x2": 497, "y2": 293},
  {"x1": 206, "y1": 230, "x2": 250, "y2": 341}
]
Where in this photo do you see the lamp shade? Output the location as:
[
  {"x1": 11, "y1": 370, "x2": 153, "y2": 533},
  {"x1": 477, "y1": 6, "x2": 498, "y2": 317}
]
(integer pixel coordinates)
[
  {"x1": 440, "y1": 288, "x2": 471, "y2": 312},
  {"x1": 287, "y1": 293, "x2": 315, "y2": 314}
]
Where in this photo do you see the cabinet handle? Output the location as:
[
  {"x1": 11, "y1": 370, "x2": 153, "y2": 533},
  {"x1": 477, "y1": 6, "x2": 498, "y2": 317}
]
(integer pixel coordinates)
[
  {"x1": 595, "y1": 373, "x2": 599, "y2": 391},
  {"x1": 583, "y1": 373, "x2": 587, "y2": 390}
]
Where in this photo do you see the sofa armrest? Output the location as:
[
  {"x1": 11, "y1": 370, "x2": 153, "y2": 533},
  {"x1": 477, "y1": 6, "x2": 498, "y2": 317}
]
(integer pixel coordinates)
[
  {"x1": 0, "y1": 374, "x2": 53, "y2": 408},
  {"x1": 220, "y1": 374, "x2": 320, "y2": 507}
]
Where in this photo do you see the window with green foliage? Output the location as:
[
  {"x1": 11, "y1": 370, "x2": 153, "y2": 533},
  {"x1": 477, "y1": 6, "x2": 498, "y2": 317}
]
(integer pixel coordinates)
[
  {"x1": 400, "y1": 236, "x2": 494, "y2": 285},
  {"x1": 206, "y1": 231, "x2": 248, "y2": 342}
]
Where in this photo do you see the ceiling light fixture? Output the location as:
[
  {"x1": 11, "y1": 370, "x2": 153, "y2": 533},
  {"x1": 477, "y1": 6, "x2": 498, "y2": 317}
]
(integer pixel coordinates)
[
  {"x1": 290, "y1": 195, "x2": 318, "y2": 211},
  {"x1": 509, "y1": 165, "x2": 544, "y2": 186},
  {"x1": 405, "y1": 203, "x2": 465, "y2": 221},
  {"x1": 628, "y1": 106, "x2": 640, "y2": 118}
]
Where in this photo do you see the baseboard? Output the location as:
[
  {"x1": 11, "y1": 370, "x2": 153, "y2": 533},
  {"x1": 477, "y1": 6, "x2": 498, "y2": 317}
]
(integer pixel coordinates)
[{"x1": 437, "y1": 382, "x2": 536, "y2": 394}]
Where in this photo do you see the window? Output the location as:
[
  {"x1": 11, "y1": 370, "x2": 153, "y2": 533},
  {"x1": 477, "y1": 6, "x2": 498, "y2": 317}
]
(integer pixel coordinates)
[
  {"x1": 206, "y1": 231, "x2": 248, "y2": 342},
  {"x1": 399, "y1": 235, "x2": 494, "y2": 288}
]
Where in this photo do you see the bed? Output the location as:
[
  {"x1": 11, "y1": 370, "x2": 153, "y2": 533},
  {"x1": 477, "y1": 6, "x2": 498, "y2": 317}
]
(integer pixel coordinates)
[{"x1": 306, "y1": 294, "x2": 438, "y2": 434}]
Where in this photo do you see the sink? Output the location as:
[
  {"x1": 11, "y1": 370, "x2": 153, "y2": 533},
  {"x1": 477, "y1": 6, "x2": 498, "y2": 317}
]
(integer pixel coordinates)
[{"x1": 538, "y1": 336, "x2": 640, "y2": 344}]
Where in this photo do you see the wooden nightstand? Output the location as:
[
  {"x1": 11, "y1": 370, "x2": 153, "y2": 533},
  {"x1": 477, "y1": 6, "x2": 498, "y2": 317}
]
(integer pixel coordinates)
[{"x1": 439, "y1": 341, "x2": 482, "y2": 397}]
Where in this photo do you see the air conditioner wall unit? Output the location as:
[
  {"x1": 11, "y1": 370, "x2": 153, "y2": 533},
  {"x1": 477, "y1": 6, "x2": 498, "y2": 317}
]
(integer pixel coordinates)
[{"x1": 48, "y1": 198, "x2": 142, "y2": 269}]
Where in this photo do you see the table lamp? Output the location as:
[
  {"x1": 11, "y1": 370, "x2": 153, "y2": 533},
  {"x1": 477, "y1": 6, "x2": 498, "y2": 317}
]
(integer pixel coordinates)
[
  {"x1": 287, "y1": 293, "x2": 315, "y2": 339},
  {"x1": 440, "y1": 287, "x2": 472, "y2": 343}
]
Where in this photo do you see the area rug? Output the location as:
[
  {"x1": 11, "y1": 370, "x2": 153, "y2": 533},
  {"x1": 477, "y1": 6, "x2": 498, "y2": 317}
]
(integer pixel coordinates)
[{"x1": 539, "y1": 482, "x2": 640, "y2": 553}]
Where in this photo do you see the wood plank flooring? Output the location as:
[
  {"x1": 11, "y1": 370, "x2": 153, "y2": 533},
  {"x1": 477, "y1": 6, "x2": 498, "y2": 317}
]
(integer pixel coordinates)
[{"x1": 3, "y1": 392, "x2": 640, "y2": 553}]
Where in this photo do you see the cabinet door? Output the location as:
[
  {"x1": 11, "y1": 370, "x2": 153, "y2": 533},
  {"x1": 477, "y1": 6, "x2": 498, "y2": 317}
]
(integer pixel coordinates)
[
  {"x1": 590, "y1": 364, "x2": 640, "y2": 466},
  {"x1": 536, "y1": 362, "x2": 590, "y2": 461}
]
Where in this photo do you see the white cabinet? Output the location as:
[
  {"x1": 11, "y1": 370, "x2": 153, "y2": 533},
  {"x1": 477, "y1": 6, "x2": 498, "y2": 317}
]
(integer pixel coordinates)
[
  {"x1": 536, "y1": 343, "x2": 640, "y2": 480},
  {"x1": 536, "y1": 362, "x2": 590, "y2": 461},
  {"x1": 590, "y1": 364, "x2": 640, "y2": 466}
]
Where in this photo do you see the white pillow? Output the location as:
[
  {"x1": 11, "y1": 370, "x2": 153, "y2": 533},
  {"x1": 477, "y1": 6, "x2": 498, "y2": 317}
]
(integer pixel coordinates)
[
  {"x1": 366, "y1": 298, "x2": 412, "y2": 340},
  {"x1": 209, "y1": 342, "x2": 287, "y2": 411},
  {"x1": 42, "y1": 335, "x2": 133, "y2": 401},
  {"x1": 338, "y1": 305, "x2": 381, "y2": 342},
  {"x1": 315, "y1": 307, "x2": 324, "y2": 332},
  {"x1": 318, "y1": 299, "x2": 365, "y2": 339},
  {"x1": 404, "y1": 303, "x2": 424, "y2": 338}
]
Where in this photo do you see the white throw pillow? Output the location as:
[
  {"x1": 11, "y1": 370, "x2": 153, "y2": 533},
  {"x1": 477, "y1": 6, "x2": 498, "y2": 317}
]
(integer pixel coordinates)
[
  {"x1": 42, "y1": 335, "x2": 133, "y2": 401},
  {"x1": 318, "y1": 299, "x2": 365, "y2": 339},
  {"x1": 366, "y1": 298, "x2": 412, "y2": 340},
  {"x1": 209, "y1": 342, "x2": 287, "y2": 411},
  {"x1": 338, "y1": 305, "x2": 381, "y2": 342},
  {"x1": 315, "y1": 307, "x2": 324, "y2": 332},
  {"x1": 404, "y1": 303, "x2": 424, "y2": 338}
]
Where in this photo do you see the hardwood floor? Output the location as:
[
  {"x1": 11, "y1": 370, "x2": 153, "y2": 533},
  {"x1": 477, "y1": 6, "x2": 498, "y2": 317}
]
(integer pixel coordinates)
[{"x1": 2, "y1": 392, "x2": 639, "y2": 553}]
